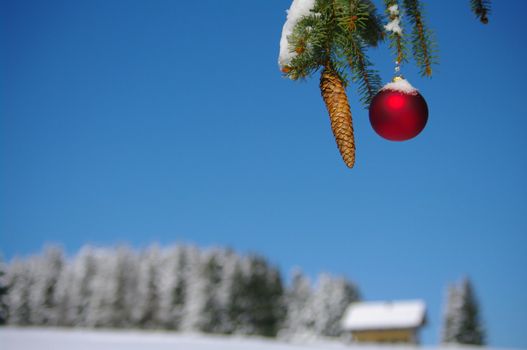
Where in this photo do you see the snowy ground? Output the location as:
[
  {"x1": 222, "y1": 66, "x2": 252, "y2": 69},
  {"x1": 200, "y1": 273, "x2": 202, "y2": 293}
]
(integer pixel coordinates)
[{"x1": 0, "y1": 328, "x2": 520, "y2": 350}]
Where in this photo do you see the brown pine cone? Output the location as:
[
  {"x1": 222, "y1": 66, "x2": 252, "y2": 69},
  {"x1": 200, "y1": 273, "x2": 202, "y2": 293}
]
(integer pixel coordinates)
[{"x1": 320, "y1": 67, "x2": 355, "y2": 168}]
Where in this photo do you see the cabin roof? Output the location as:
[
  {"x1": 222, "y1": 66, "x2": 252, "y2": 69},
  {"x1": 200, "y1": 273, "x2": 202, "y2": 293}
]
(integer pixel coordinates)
[{"x1": 341, "y1": 300, "x2": 426, "y2": 331}]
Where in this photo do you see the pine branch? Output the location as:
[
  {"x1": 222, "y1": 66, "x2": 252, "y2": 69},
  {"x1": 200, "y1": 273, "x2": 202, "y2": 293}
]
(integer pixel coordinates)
[
  {"x1": 402, "y1": 0, "x2": 437, "y2": 77},
  {"x1": 383, "y1": 0, "x2": 408, "y2": 65},
  {"x1": 394, "y1": 34, "x2": 406, "y2": 64},
  {"x1": 470, "y1": 0, "x2": 490, "y2": 24},
  {"x1": 283, "y1": 0, "x2": 383, "y2": 94},
  {"x1": 334, "y1": 0, "x2": 381, "y2": 43},
  {"x1": 284, "y1": 14, "x2": 328, "y2": 80},
  {"x1": 345, "y1": 40, "x2": 381, "y2": 105},
  {"x1": 333, "y1": 0, "x2": 381, "y2": 104},
  {"x1": 356, "y1": 0, "x2": 385, "y2": 47}
]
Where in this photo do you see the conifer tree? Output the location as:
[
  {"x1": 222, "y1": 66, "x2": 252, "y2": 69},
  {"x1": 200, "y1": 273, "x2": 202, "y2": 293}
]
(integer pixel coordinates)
[
  {"x1": 457, "y1": 278, "x2": 486, "y2": 345},
  {"x1": 227, "y1": 259, "x2": 248, "y2": 332},
  {"x1": 112, "y1": 246, "x2": 138, "y2": 328},
  {"x1": 202, "y1": 249, "x2": 239, "y2": 334},
  {"x1": 68, "y1": 246, "x2": 97, "y2": 326},
  {"x1": 199, "y1": 251, "x2": 226, "y2": 333},
  {"x1": 84, "y1": 249, "x2": 118, "y2": 327},
  {"x1": 228, "y1": 255, "x2": 284, "y2": 337},
  {"x1": 310, "y1": 273, "x2": 360, "y2": 337},
  {"x1": 0, "y1": 256, "x2": 8, "y2": 325},
  {"x1": 171, "y1": 248, "x2": 189, "y2": 329},
  {"x1": 28, "y1": 246, "x2": 64, "y2": 326},
  {"x1": 442, "y1": 282, "x2": 460, "y2": 343},
  {"x1": 5, "y1": 258, "x2": 32, "y2": 325},
  {"x1": 442, "y1": 277, "x2": 486, "y2": 345},
  {"x1": 133, "y1": 246, "x2": 162, "y2": 328},
  {"x1": 280, "y1": 269, "x2": 314, "y2": 338},
  {"x1": 180, "y1": 245, "x2": 206, "y2": 332},
  {"x1": 158, "y1": 245, "x2": 188, "y2": 330},
  {"x1": 53, "y1": 260, "x2": 75, "y2": 327}
]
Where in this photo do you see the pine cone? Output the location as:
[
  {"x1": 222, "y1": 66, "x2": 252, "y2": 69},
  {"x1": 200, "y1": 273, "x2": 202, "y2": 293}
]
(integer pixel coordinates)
[{"x1": 320, "y1": 67, "x2": 355, "y2": 168}]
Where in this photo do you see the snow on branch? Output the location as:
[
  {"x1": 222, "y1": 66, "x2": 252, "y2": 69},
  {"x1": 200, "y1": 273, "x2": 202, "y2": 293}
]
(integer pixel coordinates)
[{"x1": 278, "y1": 0, "x2": 316, "y2": 69}]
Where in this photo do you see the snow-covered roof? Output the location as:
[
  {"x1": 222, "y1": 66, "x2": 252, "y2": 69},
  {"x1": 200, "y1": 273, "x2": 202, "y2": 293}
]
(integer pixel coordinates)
[{"x1": 341, "y1": 300, "x2": 426, "y2": 331}]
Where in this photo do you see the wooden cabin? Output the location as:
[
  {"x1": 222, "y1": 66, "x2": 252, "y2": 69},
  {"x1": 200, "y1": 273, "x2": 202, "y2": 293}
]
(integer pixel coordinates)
[{"x1": 341, "y1": 300, "x2": 426, "y2": 344}]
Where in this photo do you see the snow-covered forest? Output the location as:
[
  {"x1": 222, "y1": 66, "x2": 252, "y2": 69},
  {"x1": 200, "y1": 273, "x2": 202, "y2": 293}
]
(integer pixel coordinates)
[{"x1": 0, "y1": 245, "x2": 359, "y2": 339}]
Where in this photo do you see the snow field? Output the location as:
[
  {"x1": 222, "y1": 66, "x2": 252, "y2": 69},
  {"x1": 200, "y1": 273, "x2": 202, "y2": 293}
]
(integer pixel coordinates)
[{"x1": 1, "y1": 328, "x2": 523, "y2": 350}]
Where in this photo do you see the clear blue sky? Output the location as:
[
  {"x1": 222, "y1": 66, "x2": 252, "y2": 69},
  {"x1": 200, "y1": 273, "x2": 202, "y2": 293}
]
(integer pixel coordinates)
[{"x1": 1, "y1": 0, "x2": 526, "y2": 347}]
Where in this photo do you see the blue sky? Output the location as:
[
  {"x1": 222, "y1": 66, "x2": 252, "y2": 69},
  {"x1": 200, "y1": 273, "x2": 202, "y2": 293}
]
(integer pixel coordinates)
[{"x1": 1, "y1": 0, "x2": 526, "y2": 347}]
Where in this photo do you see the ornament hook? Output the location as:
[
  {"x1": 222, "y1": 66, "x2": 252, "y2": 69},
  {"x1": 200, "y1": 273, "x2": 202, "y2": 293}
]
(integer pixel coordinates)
[{"x1": 393, "y1": 60, "x2": 404, "y2": 82}]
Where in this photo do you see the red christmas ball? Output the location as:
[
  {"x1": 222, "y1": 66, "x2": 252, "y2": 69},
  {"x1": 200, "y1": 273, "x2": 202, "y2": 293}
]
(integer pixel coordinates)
[{"x1": 369, "y1": 88, "x2": 428, "y2": 141}]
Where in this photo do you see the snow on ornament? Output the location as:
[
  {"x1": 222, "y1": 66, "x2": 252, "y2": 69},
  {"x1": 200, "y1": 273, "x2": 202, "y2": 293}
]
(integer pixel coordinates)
[{"x1": 369, "y1": 77, "x2": 428, "y2": 141}]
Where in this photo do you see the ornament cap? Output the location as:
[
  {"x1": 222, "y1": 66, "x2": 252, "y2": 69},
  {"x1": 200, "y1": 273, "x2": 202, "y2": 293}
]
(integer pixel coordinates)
[{"x1": 392, "y1": 75, "x2": 404, "y2": 82}]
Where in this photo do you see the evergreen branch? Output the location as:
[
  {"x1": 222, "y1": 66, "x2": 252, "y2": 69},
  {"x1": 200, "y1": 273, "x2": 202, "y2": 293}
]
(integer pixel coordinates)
[
  {"x1": 327, "y1": 0, "x2": 381, "y2": 104},
  {"x1": 348, "y1": 43, "x2": 381, "y2": 105},
  {"x1": 470, "y1": 0, "x2": 490, "y2": 24},
  {"x1": 336, "y1": 32, "x2": 380, "y2": 105},
  {"x1": 395, "y1": 34, "x2": 406, "y2": 63},
  {"x1": 383, "y1": 0, "x2": 408, "y2": 65},
  {"x1": 402, "y1": 0, "x2": 436, "y2": 77},
  {"x1": 356, "y1": 0, "x2": 385, "y2": 47},
  {"x1": 282, "y1": 0, "x2": 381, "y2": 103},
  {"x1": 284, "y1": 14, "x2": 328, "y2": 80}
]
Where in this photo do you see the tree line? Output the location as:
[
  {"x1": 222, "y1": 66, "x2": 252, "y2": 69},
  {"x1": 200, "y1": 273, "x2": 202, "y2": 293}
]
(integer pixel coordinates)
[
  {"x1": 0, "y1": 244, "x2": 486, "y2": 345},
  {"x1": 0, "y1": 244, "x2": 359, "y2": 339}
]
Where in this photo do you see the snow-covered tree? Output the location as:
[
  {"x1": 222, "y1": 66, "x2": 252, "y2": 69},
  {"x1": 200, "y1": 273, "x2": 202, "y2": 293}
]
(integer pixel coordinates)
[
  {"x1": 67, "y1": 246, "x2": 98, "y2": 326},
  {"x1": 83, "y1": 247, "x2": 137, "y2": 328},
  {"x1": 228, "y1": 255, "x2": 284, "y2": 337},
  {"x1": 191, "y1": 248, "x2": 238, "y2": 334},
  {"x1": 159, "y1": 246, "x2": 180, "y2": 329},
  {"x1": 309, "y1": 273, "x2": 359, "y2": 337},
  {"x1": 5, "y1": 258, "x2": 33, "y2": 325},
  {"x1": 442, "y1": 282, "x2": 460, "y2": 343},
  {"x1": 132, "y1": 245, "x2": 162, "y2": 328},
  {"x1": 158, "y1": 245, "x2": 189, "y2": 330},
  {"x1": 199, "y1": 250, "x2": 227, "y2": 333},
  {"x1": 28, "y1": 246, "x2": 64, "y2": 326},
  {"x1": 227, "y1": 257, "x2": 248, "y2": 333},
  {"x1": 216, "y1": 250, "x2": 240, "y2": 334},
  {"x1": 111, "y1": 246, "x2": 138, "y2": 328},
  {"x1": 0, "y1": 256, "x2": 9, "y2": 325},
  {"x1": 179, "y1": 245, "x2": 206, "y2": 332},
  {"x1": 83, "y1": 248, "x2": 114, "y2": 327},
  {"x1": 280, "y1": 269, "x2": 314, "y2": 339},
  {"x1": 280, "y1": 271, "x2": 360, "y2": 339},
  {"x1": 53, "y1": 259, "x2": 75, "y2": 326},
  {"x1": 442, "y1": 277, "x2": 486, "y2": 345}
]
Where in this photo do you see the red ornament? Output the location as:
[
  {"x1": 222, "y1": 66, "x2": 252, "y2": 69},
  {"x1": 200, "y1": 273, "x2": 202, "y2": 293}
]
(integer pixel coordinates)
[{"x1": 369, "y1": 83, "x2": 428, "y2": 141}]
